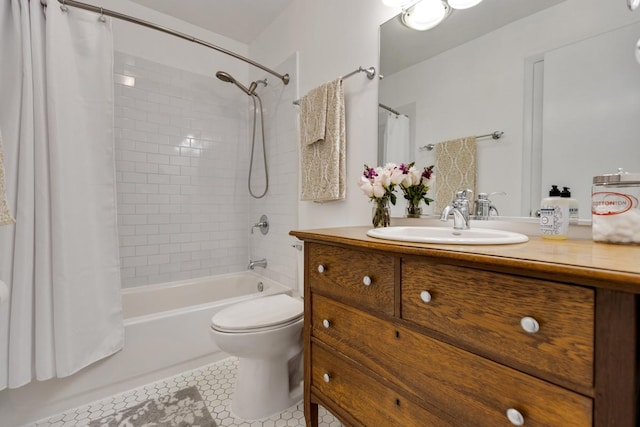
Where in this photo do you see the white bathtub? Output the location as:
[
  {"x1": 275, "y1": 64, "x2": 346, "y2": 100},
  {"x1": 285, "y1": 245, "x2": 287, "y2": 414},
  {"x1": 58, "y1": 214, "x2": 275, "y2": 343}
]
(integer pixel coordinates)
[{"x1": 3, "y1": 272, "x2": 293, "y2": 427}]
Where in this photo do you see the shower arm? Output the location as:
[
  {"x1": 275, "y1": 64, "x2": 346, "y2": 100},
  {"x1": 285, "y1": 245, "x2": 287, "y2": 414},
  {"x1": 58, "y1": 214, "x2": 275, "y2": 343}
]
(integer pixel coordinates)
[{"x1": 56, "y1": 0, "x2": 290, "y2": 85}]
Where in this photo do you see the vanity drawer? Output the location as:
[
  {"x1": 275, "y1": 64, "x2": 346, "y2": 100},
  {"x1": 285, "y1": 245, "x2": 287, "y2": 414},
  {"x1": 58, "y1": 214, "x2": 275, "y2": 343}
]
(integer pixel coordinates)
[
  {"x1": 307, "y1": 242, "x2": 394, "y2": 315},
  {"x1": 401, "y1": 258, "x2": 595, "y2": 388},
  {"x1": 312, "y1": 294, "x2": 593, "y2": 427},
  {"x1": 311, "y1": 343, "x2": 452, "y2": 427}
]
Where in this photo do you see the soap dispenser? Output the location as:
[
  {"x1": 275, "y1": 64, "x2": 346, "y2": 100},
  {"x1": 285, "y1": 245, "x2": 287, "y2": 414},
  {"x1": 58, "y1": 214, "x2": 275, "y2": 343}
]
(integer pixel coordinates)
[
  {"x1": 540, "y1": 185, "x2": 569, "y2": 239},
  {"x1": 560, "y1": 187, "x2": 579, "y2": 224}
]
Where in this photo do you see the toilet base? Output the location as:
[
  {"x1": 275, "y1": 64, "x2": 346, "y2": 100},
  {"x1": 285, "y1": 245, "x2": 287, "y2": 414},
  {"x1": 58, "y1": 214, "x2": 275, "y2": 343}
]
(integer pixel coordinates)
[{"x1": 231, "y1": 356, "x2": 303, "y2": 421}]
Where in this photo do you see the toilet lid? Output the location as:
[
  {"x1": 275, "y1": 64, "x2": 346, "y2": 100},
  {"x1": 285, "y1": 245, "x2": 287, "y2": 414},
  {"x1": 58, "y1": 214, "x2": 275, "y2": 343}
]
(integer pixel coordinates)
[{"x1": 211, "y1": 294, "x2": 303, "y2": 332}]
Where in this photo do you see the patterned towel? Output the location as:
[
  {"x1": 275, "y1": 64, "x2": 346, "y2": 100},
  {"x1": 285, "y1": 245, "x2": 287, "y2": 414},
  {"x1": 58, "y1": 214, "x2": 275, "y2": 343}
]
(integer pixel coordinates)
[
  {"x1": 0, "y1": 128, "x2": 15, "y2": 227},
  {"x1": 434, "y1": 136, "x2": 477, "y2": 212},
  {"x1": 299, "y1": 79, "x2": 345, "y2": 202}
]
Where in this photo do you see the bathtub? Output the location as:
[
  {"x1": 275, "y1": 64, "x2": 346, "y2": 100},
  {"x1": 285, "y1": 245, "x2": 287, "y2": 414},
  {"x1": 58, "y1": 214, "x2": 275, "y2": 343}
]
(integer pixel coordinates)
[{"x1": 2, "y1": 272, "x2": 293, "y2": 427}]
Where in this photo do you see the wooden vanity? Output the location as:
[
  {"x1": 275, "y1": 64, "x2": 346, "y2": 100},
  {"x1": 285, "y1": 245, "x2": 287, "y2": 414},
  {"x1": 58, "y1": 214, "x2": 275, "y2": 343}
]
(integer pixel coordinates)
[{"x1": 290, "y1": 226, "x2": 639, "y2": 427}]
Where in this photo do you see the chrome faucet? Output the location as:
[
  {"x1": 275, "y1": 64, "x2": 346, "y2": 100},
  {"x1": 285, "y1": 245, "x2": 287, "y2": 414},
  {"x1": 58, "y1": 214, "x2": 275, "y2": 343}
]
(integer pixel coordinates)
[
  {"x1": 251, "y1": 214, "x2": 269, "y2": 235},
  {"x1": 248, "y1": 258, "x2": 267, "y2": 270},
  {"x1": 440, "y1": 189, "x2": 473, "y2": 230}
]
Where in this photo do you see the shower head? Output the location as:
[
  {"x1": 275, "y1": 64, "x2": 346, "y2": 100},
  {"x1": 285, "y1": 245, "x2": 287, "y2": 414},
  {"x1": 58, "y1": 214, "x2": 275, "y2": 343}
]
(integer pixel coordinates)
[{"x1": 216, "y1": 71, "x2": 256, "y2": 96}]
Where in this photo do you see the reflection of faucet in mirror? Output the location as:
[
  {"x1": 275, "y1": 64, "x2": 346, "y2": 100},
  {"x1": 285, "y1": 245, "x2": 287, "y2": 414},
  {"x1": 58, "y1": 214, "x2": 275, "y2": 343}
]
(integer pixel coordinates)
[
  {"x1": 474, "y1": 192, "x2": 506, "y2": 219},
  {"x1": 440, "y1": 189, "x2": 472, "y2": 230}
]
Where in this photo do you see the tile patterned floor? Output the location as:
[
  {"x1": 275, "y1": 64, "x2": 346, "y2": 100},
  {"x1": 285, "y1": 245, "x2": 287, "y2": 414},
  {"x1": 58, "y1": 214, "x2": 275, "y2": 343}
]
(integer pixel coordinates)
[{"x1": 30, "y1": 357, "x2": 343, "y2": 427}]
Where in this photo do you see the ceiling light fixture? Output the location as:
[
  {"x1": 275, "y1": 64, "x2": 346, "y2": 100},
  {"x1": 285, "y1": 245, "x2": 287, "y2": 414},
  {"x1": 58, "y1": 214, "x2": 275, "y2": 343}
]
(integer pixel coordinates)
[
  {"x1": 401, "y1": 0, "x2": 451, "y2": 31},
  {"x1": 447, "y1": 0, "x2": 483, "y2": 10}
]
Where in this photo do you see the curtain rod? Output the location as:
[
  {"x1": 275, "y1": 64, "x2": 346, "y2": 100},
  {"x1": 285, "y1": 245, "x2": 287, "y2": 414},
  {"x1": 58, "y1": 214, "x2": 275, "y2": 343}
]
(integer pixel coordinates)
[
  {"x1": 292, "y1": 65, "x2": 376, "y2": 105},
  {"x1": 56, "y1": 0, "x2": 290, "y2": 85},
  {"x1": 419, "y1": 131, "x2": 504, "y2": 151},
  {"x1": 378, "y1": 103, "x2": 401, "y2": 116}
]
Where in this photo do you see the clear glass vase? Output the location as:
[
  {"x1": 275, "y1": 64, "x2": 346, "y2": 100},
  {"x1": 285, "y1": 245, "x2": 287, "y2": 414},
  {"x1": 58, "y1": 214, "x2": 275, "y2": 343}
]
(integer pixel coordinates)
[
  {"x1": 372, "y1": 199, "x2": 391, "y2": 228},
  {"x1": 406, "y1": 201, "x2": 422, "y2": 218}
]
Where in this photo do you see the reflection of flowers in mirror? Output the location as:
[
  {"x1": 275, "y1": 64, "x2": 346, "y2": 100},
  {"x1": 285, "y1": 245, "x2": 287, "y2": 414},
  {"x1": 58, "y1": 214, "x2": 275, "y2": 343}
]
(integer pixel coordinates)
[
  {"x1": 359, "y1": 162, "x2": 435, "y2": 224},
  {"x1": 399, "y1": 162, "x2": 435, "y2": 210}
]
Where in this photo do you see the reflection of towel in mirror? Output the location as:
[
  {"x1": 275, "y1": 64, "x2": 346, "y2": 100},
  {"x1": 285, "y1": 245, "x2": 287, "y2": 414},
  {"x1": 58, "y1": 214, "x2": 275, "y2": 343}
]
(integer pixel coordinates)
[
  {"x1": 299, "y1": 79, "x2": 345, "y2": 202},
  {"x1": 434, "y1": 136, "x2": 477, "y2": 213},
  {"x1": 0, "y1": 128, "x2": 15, "y2": 226},
  {"x1": 383, "y1": 113, "x2": 410, "y2": 165}
]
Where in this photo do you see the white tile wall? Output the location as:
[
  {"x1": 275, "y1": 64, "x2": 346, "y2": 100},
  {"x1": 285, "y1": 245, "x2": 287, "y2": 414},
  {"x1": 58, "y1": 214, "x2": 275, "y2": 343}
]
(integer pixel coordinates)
[
  {"x1": 114, "y1": 52, "x2": 299, "y2": 290},
  {"x1": 114, "y1": 52, "x2": 251, "y2": 287},
  {"x1": 248, "y1": 54, "x2": 300, "y2": 292}
]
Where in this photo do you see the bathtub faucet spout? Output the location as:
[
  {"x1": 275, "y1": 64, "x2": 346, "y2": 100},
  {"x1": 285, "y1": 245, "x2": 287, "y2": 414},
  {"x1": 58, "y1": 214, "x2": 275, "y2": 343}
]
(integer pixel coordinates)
[{"x1": 248, "y1": 258, "x2": 267, "y2": 270}]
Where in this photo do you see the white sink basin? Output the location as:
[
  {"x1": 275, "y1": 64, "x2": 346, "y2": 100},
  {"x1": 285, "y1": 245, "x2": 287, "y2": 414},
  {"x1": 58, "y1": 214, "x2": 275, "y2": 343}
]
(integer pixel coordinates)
[{"x1": 367, "y1": 226, "x2": 529, "y2": 245}]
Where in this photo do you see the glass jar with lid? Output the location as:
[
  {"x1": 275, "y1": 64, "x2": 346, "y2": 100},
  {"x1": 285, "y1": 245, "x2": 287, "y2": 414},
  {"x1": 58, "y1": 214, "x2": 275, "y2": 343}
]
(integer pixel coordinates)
[{"x1": 592, "y1": 169, "x2": 640, "y2": 244}]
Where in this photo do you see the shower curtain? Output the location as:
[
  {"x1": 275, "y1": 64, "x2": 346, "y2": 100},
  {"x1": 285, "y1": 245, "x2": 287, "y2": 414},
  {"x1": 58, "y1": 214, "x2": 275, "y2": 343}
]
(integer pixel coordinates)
[
  {"x1": 383, "y1": 112, "x2": 410, "y2": 164},
  {"x1": 0, "y1": 1, "x2": 123, "y2": 390}
]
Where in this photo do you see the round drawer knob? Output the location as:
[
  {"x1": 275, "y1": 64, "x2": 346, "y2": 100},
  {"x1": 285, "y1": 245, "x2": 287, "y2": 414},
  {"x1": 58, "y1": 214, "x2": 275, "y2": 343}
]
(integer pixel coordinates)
[
  {"x1": 363, "y1": 276, "x2": 372, "y2": 286},
  {"x1": 323, "y1": 373, "x2": 331, "y2": 383},
  {"x1": 420, "y1": 290, "x2": 432, "y2": 303},
  {"x1": 317, "y1": 264, "x2": 325, "y2": 273},
  {"x1": 520, "y1": 316, "x2": 540, "y2": 334},
  {"x1": 506, "y1": 408, "x2": 524, "y2": 426},
  {"x1": 322, "y1": 319, "x2": 331, "y2": 328}
]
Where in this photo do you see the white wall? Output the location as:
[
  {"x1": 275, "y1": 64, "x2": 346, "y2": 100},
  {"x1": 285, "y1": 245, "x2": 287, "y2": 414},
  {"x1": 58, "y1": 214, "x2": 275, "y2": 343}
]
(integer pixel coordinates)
[
  {"x1": 250, "y1": 0, "x2": 398, "y2": 229},
  {"x1": 380, "y1": 0, "x2": 640, "y2": 218}
]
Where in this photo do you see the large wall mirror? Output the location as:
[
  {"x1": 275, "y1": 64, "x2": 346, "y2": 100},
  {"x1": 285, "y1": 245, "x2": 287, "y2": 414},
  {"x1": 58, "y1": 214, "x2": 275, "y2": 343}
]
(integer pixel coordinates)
[{"x1": 379, "y1": 0, "x2": 640, "y2": 219}]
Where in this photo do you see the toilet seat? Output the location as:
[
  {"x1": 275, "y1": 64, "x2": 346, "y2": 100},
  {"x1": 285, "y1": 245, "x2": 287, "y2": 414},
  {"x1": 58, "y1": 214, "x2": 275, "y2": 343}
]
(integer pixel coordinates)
[{"x1": 211, "y1": 294, "x2": 303, "y2": 333}]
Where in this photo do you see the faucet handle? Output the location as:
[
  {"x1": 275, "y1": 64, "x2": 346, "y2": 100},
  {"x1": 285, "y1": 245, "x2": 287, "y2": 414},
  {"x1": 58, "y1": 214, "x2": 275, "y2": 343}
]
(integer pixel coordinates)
[{"x1": 455, "y1": 189, "x2": 473, "y2": 201}]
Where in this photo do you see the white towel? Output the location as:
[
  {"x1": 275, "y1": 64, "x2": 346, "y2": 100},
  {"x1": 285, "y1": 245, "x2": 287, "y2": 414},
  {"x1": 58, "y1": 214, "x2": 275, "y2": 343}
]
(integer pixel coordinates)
[
  {"x1": 434, "y1": 136, "x2": 477, "y2": 212},
  {"x1": 0, "y1": 128, "x2": 15, "y2": 227},
  {"x1": 299, "y1": 79, "x2": 346, "y2": 202}
]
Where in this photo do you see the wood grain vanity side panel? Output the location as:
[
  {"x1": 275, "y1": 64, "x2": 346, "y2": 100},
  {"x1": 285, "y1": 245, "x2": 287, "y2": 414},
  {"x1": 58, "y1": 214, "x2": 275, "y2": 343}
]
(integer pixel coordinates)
[
  {"x1": 312, "y1": 294, "x2": 593, "y2": 427},
  {"x1": 402, "y1": 258, "x2": 594, "y2": 389},
  {"x1": 307, "y1": 242, "x2": 394, "y2": 315},
  {"x1": 594, "y1": 290, "x2": 638, "y2": 427},
  {"x1": 303, "y1": 241, "x2": 318, "y2": 427}
]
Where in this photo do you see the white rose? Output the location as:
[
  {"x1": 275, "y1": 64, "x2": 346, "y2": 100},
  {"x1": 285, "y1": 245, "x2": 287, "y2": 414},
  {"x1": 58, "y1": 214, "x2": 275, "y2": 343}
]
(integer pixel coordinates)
[
  {"x1": 410, "y1": 168, "x2": 422, "y2": 186},
  {"x1": 359, "y1": 176, "x2": 374, "y2": 197},
  {"x1": 373, "y1": 182, "x2": 386, "y2": 198},
  {"x1": 377, "y1": 169, "x2": 391, "y2": 187},
  {"x1": 384, "y1": 162, "x2": 397, "y2": 170},
  {"x1": 390, "y1": 168, "x2": 405, "y2": 185}
]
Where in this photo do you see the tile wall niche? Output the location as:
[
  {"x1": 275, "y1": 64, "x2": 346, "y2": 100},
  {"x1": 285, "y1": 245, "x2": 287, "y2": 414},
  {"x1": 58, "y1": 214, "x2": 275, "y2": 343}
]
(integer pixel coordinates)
[{"x1": 114, "y1": 52, "x2": 250, "y2": 287}]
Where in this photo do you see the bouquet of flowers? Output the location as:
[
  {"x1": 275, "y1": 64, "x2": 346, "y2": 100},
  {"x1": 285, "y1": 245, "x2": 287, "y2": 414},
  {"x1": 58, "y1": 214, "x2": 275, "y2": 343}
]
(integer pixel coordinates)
[
  {"x1": 399, "y1": 162, "x2": 435, "y2": 217},
  {"x1": 358, "y1": 163, "x2": 405, "y2": 227}
]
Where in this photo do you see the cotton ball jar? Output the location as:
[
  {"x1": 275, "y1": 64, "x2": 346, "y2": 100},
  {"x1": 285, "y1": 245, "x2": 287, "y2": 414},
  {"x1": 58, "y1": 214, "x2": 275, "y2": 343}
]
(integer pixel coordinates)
[{"x1": 592, "y1": 171, "x2": 640, "y2": 244}]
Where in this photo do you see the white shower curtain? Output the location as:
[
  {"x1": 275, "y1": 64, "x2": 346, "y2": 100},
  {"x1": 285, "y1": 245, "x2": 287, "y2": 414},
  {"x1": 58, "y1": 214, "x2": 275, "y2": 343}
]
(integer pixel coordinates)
[
  {"x1": 383, "y1": 112, "x2": 410, "y2": 164},
  {"x1": 0, "y1": 0, "x2": 123, "y2": 390}
]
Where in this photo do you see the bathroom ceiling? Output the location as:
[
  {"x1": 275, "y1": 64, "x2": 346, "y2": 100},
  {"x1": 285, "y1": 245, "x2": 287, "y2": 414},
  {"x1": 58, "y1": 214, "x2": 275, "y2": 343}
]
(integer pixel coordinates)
[{"x1": 127, "y1": 0, "x2": 295, "y2": 44}]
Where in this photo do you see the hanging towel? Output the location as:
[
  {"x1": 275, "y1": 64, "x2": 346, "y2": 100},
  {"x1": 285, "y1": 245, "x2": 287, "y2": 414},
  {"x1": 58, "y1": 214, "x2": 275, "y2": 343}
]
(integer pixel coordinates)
[
  {"x1": 300, "y1": 79, "x2": 346, "y2": 202},
  {"x1": 383, "y1": 112, "x2": 410, "y2": 164},
  {"x1": 434, "y1": 136, "x2": 477, "y2": 212},
  {"x1": 0, "y1": 128, "x2": 15, "y2": 227}
]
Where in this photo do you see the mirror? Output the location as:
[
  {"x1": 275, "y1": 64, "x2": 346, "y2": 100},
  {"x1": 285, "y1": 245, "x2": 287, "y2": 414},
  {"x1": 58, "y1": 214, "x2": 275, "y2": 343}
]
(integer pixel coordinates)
[{"x1": 379, "y1": 0, "x2": 640, "y2": 219}]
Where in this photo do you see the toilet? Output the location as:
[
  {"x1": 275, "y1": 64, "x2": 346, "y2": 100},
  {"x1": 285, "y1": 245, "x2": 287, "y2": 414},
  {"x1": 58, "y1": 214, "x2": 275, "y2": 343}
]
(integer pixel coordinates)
[{"x1": 209, "y1": 293, "x2": 304, "y2": 420}]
